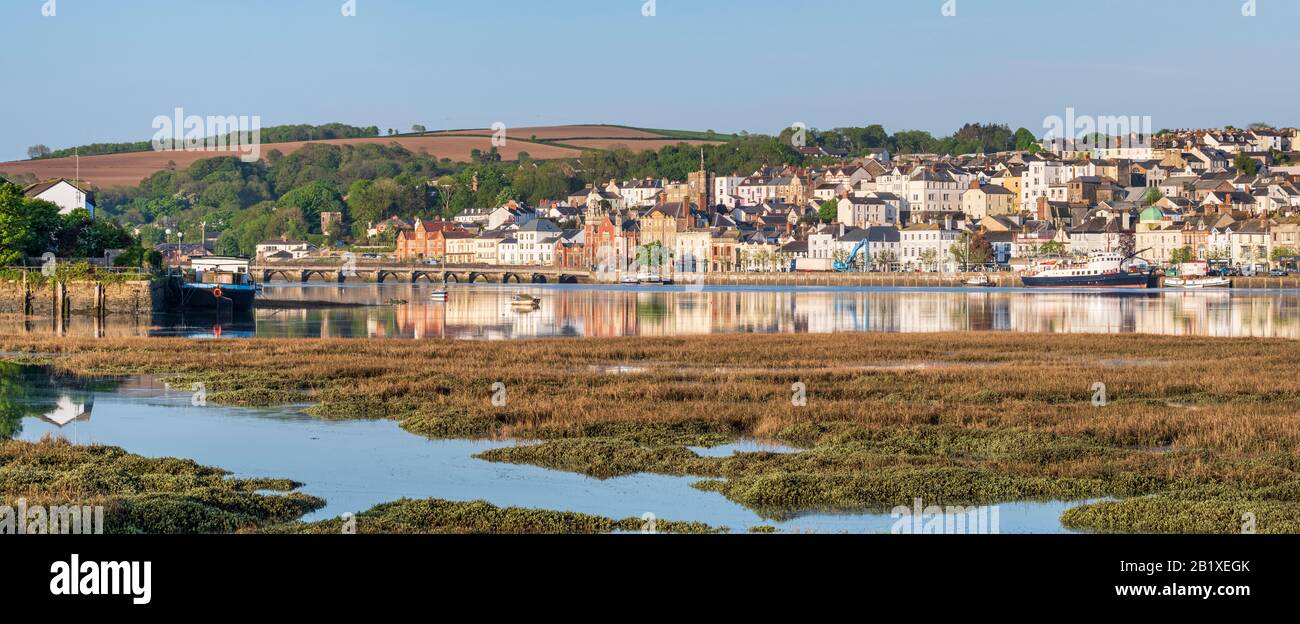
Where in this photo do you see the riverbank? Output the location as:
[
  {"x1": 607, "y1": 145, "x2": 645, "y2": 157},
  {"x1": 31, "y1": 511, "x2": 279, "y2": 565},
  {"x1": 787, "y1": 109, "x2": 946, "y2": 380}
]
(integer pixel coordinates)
[
  {"x1": 0, "y1": 278, "x2": 153, "y2": 316},
  {"x1": 2, "y1": 332, "x2": 1297, "y2": 533}
]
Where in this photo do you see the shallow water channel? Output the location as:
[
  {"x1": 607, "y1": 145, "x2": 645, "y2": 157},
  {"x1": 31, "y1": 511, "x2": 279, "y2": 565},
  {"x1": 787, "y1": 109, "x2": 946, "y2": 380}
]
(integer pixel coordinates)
[{"x1": 3, "y1": 364, "x2": 1091, "y2": 533}]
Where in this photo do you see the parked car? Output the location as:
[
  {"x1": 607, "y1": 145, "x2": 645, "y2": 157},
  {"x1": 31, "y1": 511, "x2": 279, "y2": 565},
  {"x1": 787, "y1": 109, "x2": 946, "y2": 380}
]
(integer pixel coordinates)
[{"x1": 1269, "y1": 269, "x2": 1289, "y2": 277}]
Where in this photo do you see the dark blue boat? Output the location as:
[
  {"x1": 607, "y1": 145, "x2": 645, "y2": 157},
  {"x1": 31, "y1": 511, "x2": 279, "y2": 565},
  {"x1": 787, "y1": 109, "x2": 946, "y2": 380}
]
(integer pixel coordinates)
[{"x1": 180, "y1": 257, "x2": 258, "y2": 313}]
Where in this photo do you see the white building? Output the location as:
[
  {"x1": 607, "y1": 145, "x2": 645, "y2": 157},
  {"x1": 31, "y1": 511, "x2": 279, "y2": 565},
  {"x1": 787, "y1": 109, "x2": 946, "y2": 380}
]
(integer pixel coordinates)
[
  {"x1": 674, "y1": 230, "x2": 711, "y2": 272},
  {"x1": 837, "y1": 196, "x2": 897, "y2": 228},
  {"x1": 899, "y1": 224, "x2": 958, "y2": 271},
  {"x1": 1021, "y1": 159, "x2": 1067, "y2": 209},
  {"x1": 514, "y1": 218, "x2": 561, "y2": 265},
  {"x1": 23, "y1": 179, "x2": 94, "y2": 216},
  {"x1": 255, "y1": 239, "x2": 315, "y2": 260}
]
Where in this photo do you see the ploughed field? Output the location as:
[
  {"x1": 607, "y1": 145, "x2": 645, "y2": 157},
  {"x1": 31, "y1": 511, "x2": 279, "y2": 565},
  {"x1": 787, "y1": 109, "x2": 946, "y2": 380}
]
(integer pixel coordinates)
[
  {"x1": 0, "y1": 125, "x2": 724, "y2": 189},
  {"x1": 2, "y1": 332, "x2": 1298, "y2": 533}
]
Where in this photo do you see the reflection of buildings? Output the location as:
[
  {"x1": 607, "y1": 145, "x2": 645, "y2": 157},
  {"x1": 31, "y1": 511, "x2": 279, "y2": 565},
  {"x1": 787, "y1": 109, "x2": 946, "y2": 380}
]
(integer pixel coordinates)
[
  {"x1": 12, "y1": 282, "x2": 1300, "y2": 340},
  {"x1": 317, "y1": 289, "x2": 1300, "y2": 340},
  {"x1": 40, "y1": 395, "x2": 93, "y2": 427}
]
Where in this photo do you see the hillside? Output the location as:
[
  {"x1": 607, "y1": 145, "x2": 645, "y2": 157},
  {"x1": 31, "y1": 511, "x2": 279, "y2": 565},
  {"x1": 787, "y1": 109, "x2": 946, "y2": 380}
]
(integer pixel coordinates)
[{"x1": 0, "y1": 125, "x2": 726, "y2": 189}]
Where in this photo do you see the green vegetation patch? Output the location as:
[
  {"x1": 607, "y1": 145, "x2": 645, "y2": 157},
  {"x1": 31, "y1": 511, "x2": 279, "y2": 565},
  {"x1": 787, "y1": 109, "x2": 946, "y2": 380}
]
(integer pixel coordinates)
[
  {"x1": 263, "y1": 497, "x2": 722, "y2": 534},
  {"x1": 0, "y1": 438, "x2": 322, "y2": 534}
]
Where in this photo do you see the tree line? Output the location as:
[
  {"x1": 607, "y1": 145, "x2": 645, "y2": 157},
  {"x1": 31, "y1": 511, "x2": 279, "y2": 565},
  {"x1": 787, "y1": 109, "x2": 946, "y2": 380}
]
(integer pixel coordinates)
[{"x1": 26, "y1": 123, "x2": 381, "y2": 160}]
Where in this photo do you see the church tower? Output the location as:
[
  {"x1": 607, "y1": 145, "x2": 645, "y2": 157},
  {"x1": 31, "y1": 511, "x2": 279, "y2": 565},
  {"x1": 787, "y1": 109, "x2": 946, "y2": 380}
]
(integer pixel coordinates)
[{"x1": 686, "y1": 148, "x2": 711, "y2": 214}]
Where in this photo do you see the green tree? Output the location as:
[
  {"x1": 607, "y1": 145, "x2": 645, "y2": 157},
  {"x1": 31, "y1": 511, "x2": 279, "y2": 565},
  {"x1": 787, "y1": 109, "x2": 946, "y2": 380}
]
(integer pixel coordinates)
[
  {"x1": 1169, "y1": 246, "x2": 1194, "y2": 265},
  {"x1": 950, "y1": 231, "x2": 993, "y2": 268},
  {"x1": 1271, "y1": 246, "x2": 1297, "y2": 268},
  {"x1": 0, "y1": 182, "x2": 62, "y2": 264},
  {"x1": 278, "y1": 181, "x2": 346, "y2": 235},
  {"x1": 919, "y1": 248, "x2": 939, "y2": 271},
  {"x1": 1234, "y1": 153, "x2": 1259, "y2": 175},
  {"x1": 1014, "y1": 128, "x2": 1040, "y2": 153},
  {"x1": 1039, "y1": 240, "x2": 1066, "y2": 257},
  {"x1": 818, "y1": 200, "x2": 839, "y2": 223},
  {"x1": 1141, "y1": 187, "x2": 1165, "y2": 206},
  {"x1": 55, "y1": 209, "x2": 133, "y2": 258}
]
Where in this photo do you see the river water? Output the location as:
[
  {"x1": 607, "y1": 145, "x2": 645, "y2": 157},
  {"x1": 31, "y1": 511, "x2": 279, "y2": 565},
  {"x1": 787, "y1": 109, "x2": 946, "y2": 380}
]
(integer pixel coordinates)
[
  {"x1": 6, "y1": 283, "x2": 1300, "y2": 340},
  {"x1": 1, "y1": 364, "x2": 1088, "y2": 533}
]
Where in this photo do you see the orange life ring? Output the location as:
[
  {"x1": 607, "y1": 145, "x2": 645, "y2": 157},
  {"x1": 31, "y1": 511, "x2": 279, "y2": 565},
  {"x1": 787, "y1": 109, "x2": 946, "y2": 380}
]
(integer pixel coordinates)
[{"x1": 212, "y1": 287, "x2": 224, "y2": 299}]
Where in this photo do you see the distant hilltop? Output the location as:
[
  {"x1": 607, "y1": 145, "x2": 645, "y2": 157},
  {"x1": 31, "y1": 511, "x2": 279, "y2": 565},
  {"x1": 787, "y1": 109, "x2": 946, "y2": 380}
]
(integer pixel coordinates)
[{"x1": 0, "y1": 124, "x2": 728, "y2": 189}]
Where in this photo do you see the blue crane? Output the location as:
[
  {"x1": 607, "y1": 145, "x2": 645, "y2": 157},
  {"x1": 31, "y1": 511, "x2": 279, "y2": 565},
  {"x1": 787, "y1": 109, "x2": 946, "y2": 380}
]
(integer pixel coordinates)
[{"x1": 833, "y1": 238, "x2": 869, "y2": 272}]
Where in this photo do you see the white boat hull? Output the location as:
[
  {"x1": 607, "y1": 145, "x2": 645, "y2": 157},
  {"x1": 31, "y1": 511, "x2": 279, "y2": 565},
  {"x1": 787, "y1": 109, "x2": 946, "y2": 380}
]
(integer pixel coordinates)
[{"x1": 1166, "y1": 277, "x2": 1230, "y2": 289}]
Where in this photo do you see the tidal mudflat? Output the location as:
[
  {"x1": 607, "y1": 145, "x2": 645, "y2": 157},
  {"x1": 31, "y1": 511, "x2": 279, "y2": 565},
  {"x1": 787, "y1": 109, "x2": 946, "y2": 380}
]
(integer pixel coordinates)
[{"x1": 2, "y1": 332, "x2": 1298, "y2": 533}]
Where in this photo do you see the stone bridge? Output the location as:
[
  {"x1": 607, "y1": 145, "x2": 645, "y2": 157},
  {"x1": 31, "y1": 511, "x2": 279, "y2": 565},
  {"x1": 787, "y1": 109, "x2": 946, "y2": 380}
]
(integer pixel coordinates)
[{"x1": 251, "y1": 263, "x2": 589, "y2": 285}]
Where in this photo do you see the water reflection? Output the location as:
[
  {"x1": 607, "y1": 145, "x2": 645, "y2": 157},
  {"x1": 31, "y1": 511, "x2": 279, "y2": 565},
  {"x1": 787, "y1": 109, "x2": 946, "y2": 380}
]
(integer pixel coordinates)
[
  {"x1": 4, "y1": 284, "x2": 1300, "y2": 339},
  {"x1": 0, "y1": 363, "x2": 119, "y2": 440},
  {"x1": 1, "y1": 365, "x2": 1089, "y2": 532}
]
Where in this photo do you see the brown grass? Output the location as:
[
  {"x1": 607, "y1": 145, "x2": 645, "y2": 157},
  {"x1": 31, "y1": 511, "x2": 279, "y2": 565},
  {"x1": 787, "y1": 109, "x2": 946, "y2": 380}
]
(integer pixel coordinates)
[
  {"x1": 3, "y1": 332, "x2": 1298, "y2": 453},
  {"x1": 4, "y1": 332, "x2": 1299, "y2": 531}
]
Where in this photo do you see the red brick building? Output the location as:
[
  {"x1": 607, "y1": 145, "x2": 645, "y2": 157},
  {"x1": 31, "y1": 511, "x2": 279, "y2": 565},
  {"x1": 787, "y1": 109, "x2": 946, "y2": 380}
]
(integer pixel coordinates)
[{"x1": 396, "y1": 218, "x2": 464, "y2": 260}]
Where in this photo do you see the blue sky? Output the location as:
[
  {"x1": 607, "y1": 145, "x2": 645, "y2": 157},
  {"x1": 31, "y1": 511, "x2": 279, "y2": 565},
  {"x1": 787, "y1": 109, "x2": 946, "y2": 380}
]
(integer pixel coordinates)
[{"x1": 1, "y1": 0, "x2": 1296, "y2": 161}]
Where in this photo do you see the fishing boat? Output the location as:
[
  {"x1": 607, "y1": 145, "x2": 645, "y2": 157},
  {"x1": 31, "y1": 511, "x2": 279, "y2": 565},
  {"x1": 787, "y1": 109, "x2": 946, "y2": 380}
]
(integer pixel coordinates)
[
  {"x1": 964, "y1": 275, "x2": 994, "y2": 287},
  {"x1": 510, "y1": 293, "x2": 541, "y2": 308},
  {"x1": 1020, "y1": 251, "x2": 1152, "y2": 289},
  {"x1": 178, "y1": 257, "x2": 258, "y2": 313}
]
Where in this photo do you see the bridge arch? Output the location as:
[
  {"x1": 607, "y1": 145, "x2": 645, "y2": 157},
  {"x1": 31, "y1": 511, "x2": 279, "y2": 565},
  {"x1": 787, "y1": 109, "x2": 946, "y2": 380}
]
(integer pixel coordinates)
[
  {"x1": 558, "y1": 274, "x2": 579, "y2": 284},
  {"x1": 301, "y1": 269, "x2": 339, "y2": 283},
  {"x1": 440, "y1": 272, "x2": 460, "y2": 284},
  {"x1": 502, "y1": 272, "x2": 522, "y2": 284},
  {"x1": 411, "y1": 271, "x2": 435, "y2": 284},
  {"x1": 262, "y1": 269, "x2": 294, "y2": 283},
  {"x1": 531, "y1": 273, "x2": 549, "y2": 284},
  {"x1": 467, "y1": 272, "x2": 490, "y2": 284}
]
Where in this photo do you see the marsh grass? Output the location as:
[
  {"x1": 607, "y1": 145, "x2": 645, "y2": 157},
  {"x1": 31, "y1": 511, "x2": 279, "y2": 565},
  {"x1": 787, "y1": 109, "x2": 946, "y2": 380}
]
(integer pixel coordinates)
[
  {"x1": 0, "y1": 437, "x2": 322, "y2": 533},
  {"x1": 261, "y1": 497, "x2": 722, "y2": 534},
  {"x1": 4, "y1": 332, "x2": 1300, "y2": 533}
]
